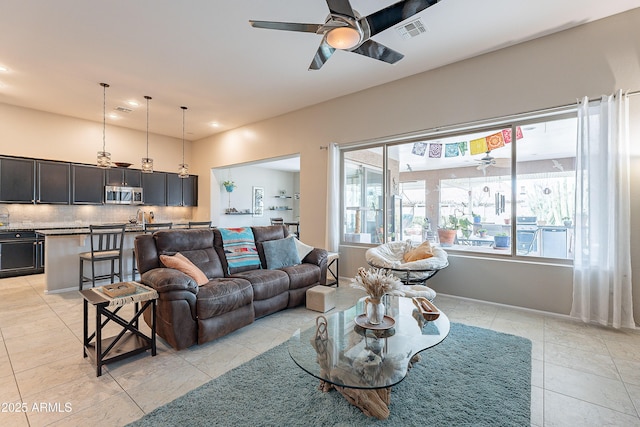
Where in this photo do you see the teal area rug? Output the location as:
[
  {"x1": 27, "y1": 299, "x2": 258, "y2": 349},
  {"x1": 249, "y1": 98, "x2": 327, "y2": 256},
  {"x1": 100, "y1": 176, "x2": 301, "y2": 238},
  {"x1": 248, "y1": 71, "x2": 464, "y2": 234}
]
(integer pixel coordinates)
[{"x1": 127, "y1": 323, "x2": 531, "y2": 426}]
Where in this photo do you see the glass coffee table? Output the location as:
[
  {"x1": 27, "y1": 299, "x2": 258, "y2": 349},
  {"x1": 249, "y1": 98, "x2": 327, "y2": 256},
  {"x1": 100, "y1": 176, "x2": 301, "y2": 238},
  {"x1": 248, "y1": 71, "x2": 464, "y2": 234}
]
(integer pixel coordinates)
[{"x1": 288, "y1": 295, "x2": 450, "y2": 419}]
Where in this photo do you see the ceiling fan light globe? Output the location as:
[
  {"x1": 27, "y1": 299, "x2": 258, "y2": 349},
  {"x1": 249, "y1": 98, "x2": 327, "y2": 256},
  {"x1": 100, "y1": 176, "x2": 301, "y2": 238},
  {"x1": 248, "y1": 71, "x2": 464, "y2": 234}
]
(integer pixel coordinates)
[{"x1": 326, "y1": 27, "x2": 361, "y2": 49}]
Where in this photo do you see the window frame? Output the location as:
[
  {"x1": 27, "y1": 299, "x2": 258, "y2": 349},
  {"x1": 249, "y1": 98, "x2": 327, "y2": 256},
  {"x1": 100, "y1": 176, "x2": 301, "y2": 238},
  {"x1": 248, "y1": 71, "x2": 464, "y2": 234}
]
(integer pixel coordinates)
[{"x1": 339, "y1": 108, "x2": 577, "y2": 265}]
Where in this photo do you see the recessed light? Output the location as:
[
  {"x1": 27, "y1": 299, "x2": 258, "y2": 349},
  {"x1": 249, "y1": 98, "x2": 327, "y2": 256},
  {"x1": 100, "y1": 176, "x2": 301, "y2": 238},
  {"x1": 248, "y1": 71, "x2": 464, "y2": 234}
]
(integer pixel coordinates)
[
  {"x1": 108, "y1": 113, "x2": 119, "y2": 119},
  {"x1": 0, "y1": 66, "x2": 7, "y2": 72},
  {"x1": 210, "y1": 122, "x2": 220, "y2": 128},
  {"x1": 126, "y1": 100, "x2": 139, "y2": 107}
]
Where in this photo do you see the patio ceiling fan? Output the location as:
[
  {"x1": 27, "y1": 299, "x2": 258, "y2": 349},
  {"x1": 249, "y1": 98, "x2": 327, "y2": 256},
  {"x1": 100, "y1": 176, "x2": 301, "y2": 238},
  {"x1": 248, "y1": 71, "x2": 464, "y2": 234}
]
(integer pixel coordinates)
[
  {"x1": 249, "y1": 0, "x2": 440, "y2": 70},
  {"x1": 476, "y1": 151, "x2": 510, "y2": 173}
]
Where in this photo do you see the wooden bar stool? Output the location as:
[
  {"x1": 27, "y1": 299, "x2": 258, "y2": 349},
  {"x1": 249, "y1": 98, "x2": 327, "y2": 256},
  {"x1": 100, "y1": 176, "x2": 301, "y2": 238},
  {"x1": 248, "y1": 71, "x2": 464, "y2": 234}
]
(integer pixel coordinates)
[{"x1": 79, "y1": 224, "x2": 126, "y2": 290}]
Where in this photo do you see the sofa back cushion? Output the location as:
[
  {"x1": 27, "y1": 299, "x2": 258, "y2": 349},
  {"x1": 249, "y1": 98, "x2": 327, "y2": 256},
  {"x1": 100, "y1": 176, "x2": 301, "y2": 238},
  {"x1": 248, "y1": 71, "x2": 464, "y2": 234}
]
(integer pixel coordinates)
[
  {"x1": 153, "y1": 229, "x2": 225, "y2": 279},
  {"x1": 251, "y1": 225, "x2": 290, "y2": 269}
]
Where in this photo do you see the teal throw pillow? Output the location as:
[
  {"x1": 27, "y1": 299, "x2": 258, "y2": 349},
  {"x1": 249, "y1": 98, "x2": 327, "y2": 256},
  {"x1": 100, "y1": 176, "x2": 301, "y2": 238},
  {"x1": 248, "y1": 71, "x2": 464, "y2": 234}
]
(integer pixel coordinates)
[{"x1": 262, "y1": 237, "x2": 301, "y2": 270}]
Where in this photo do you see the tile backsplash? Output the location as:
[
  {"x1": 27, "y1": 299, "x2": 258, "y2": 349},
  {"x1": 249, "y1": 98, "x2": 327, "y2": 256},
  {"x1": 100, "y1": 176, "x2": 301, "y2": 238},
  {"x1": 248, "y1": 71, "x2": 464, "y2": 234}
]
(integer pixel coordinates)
[{"x1": 0, "y1": 204, "x2": 193, "y2": 228}]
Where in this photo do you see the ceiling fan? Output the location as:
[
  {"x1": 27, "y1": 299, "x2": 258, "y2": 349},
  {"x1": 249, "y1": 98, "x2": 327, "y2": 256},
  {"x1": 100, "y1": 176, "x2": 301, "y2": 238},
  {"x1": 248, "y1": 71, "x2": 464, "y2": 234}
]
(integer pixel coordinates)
[
  {"x1": 249, "y1": 0, "x2": 440, "y2": 70},
  {"x1": 476, "y1": 151, "x2": 510, "y2": 173}
]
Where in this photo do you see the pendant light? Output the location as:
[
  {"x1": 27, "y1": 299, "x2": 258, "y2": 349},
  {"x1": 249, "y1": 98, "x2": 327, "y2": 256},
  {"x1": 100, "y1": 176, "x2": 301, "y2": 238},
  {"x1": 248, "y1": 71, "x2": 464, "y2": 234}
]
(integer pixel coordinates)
[
  {"x1": 141, "y1": 95, "x2": 154, "y2": 173},
  {"x1": 97, "y1": 82, "x2": 112, "y2": 168},
  {"x1": 178, "y1": 106, "x2": 189, "y2": 178}
]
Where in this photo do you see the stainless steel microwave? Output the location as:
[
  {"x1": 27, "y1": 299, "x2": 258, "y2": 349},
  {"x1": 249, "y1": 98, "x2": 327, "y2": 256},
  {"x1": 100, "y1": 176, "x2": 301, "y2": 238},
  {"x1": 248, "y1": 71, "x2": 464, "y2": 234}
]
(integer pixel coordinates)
[{"x1": 105, "y1": 186, "x2": 143, "y2": 205}]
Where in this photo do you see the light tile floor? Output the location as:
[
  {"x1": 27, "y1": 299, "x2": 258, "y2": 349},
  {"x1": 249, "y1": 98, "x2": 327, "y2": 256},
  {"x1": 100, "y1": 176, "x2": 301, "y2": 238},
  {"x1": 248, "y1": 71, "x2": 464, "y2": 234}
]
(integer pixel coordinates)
[{"x1": 1, "y1": 274, "x2": 640, "y2": 426}]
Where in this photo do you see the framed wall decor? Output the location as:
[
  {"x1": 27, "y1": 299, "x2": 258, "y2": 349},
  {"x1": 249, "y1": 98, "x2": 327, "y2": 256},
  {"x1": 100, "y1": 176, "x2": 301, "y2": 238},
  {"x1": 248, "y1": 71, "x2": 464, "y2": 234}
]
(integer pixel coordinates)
[{"x1": 252, "y1": 186, "x2": 264, "y2": 217}]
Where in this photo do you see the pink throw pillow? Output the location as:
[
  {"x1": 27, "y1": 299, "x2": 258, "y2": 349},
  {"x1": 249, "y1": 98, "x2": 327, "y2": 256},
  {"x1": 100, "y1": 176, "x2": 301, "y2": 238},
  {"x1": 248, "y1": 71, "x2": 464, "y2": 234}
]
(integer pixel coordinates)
[{"x1": 160, "y1": 253, "x2": 209, "y2": 286}]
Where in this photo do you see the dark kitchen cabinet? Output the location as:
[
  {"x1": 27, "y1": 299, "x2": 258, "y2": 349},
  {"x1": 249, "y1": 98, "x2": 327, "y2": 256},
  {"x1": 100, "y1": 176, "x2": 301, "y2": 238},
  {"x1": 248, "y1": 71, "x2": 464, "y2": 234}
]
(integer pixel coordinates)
[
  {"x1": 72, "y1": 164, "x2": 105, "y2": 204},
  {"x1": 106, "y1": 168, "x2": 142, "y2": 187},
  {"x1": 0, "y1": 157, "x2": 35, "y2": 203},
  {"x1": 182, "y1": 175, "x2": 198, "y2": 207},
  {"x1": 0, "y1": 231, "x2": 44, "y2": 278},
  {"x1": 142, "y1": 172, "x2": 166, "y2": 206},
  {"x1": 167, "y1": 173, "x2": 197, "y2": 206},
  {"x1": 36, "y1": 161, "x2": 70, "y2": 204},
  {"x1": 166, "y1": 173, "x2": 182, "y2": 206}
]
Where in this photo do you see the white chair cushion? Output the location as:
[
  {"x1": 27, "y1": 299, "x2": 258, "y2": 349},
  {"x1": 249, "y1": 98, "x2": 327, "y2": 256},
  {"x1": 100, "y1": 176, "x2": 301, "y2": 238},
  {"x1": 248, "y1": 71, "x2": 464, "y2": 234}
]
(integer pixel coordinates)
[{"x1": 366, "y1": 241, "x2": 448, "y2": 282}]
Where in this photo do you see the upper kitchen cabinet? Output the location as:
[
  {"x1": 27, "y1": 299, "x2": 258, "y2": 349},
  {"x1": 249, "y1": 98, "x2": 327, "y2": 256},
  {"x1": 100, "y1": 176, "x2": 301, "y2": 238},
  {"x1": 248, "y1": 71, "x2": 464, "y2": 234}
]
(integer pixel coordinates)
[
  {"x1": 182, "y1": 175, "x2": 198, "y2": 207},
  {"x1": 72, "y1": 164, "x2": 104, "y2": 204},
  {"x1": 106, "y1": 168, "x2": 142, "y2": 187},
  {"x1": 166, "y1": 173, "x2": 182, "y2": 206},
  {"x1": 167, "y1": 173, "x2": 198, "y2": 206},
  {"x1": 142, "y1": 172, "x2": 166, "y2": 206},
  {"x1": 36, "y1": 160, "x2": 70, "y2": 204},
  {"x1": 0, "y1": 157, "x2": 35, "y2": 203}
]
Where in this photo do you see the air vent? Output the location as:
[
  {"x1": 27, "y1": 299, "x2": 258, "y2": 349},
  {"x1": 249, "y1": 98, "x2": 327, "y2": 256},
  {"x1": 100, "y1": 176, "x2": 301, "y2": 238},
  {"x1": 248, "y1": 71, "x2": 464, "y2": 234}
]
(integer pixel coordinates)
[
  {"x1": 395, "y1": 18, "x2": 427, "y2": 40},
  {"x1": 114, "y1": 106, "x2": 133, "y2": 113}
]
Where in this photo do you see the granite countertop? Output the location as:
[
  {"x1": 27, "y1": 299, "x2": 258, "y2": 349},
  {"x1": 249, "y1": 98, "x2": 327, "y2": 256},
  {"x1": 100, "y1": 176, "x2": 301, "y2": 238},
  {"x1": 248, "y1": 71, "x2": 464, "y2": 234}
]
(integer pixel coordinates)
[{"x1": 0, "y1": 221, "x2": 189, "y2": 236}]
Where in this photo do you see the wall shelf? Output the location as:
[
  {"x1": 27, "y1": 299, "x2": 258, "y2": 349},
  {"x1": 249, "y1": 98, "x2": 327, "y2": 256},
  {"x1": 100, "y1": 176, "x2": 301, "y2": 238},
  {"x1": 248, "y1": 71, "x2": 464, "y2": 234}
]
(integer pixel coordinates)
[
  {"x1": 269, "y1": 208, "x2": 292, "y2": 211},
  {"x1": 274, "y1": 195, "x2": 292, "y2": 199},
  {"x1": 225, "y1": 212, "x2": 253, "y2": 215}
]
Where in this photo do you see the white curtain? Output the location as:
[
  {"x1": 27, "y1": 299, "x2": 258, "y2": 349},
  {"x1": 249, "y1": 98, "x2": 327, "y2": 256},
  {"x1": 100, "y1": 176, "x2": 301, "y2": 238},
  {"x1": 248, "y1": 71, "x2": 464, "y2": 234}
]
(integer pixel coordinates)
[
  {"x1": 327, "y1": 143, "x2": 340, "y2": 252},
  {"x1": 570, "y1": 90, "x2": 635, "y2": 329}
]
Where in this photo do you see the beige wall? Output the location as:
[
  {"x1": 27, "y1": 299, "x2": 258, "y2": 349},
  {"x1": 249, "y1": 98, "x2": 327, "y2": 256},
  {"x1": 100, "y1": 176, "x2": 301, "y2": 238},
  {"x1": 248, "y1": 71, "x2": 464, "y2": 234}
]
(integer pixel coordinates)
[
  {"x1": 192, "y1": 9, "x2": 640, "y2": 318},
  {"x1": 0, "y1": 103, "x2": 191, "y2": 172}
]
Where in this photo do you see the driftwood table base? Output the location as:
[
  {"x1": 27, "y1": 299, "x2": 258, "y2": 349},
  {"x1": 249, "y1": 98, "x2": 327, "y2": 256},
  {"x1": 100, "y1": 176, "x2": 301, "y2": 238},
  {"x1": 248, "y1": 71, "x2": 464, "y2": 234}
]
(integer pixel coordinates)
[
  {"x1": 316, "y1": 353, "x2": 423, "y2": 419},
  {"x1": 319, "y1": 381, "x2": 391, "y2": 420}
]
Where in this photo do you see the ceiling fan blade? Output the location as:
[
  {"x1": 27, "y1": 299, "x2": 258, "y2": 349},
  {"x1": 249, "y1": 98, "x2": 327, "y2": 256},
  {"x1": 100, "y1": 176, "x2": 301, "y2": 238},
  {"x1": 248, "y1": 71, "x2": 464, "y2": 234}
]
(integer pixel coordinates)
[
  {"x1": 249, "y1": 20, "x2": 322, "y2": 33},
  {"x1": 309, "y1": 41, "x2": 336, "y2": 70},
  {"x1": 351, "y1": 39, "x2": 404, "y2": 64},
  {"x1": 325, "y1": 0, "x2": 356, "y2": 18},
  {"x1": 364, "y1": 0, "x2": 439, "y2": 37}
]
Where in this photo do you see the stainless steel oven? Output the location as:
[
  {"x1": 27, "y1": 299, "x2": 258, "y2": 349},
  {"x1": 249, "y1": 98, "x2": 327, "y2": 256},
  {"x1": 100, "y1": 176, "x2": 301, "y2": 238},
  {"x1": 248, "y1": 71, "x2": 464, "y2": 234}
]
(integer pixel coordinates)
[{"x1": 105, "y1": 186, "x2": 143, "y2": 205}]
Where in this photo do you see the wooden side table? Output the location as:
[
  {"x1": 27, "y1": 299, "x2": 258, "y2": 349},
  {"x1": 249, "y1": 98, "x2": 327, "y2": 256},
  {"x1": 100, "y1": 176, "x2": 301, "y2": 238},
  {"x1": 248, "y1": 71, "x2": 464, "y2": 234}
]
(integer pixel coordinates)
[
  {"x1": 326, "y1": 252, "x2": 339, "y2": 287},
  {"x1": 80, "y1": 282, "x2": 158, "y2": 377}
]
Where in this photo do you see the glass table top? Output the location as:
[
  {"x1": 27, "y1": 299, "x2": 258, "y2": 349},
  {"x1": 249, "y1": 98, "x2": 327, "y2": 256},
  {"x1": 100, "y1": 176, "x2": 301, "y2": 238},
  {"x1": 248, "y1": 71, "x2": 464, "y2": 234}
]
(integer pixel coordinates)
[{"x1": 288, "y1": 295, "x2": 450, "y2": 390}]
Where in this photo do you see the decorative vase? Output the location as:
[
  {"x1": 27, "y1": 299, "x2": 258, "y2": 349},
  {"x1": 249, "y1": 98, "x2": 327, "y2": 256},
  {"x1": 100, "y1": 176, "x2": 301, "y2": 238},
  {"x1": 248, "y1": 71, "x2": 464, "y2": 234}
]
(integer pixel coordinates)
[{"x1": 365, "y1": 297, "x2": 385, "y2": 325}]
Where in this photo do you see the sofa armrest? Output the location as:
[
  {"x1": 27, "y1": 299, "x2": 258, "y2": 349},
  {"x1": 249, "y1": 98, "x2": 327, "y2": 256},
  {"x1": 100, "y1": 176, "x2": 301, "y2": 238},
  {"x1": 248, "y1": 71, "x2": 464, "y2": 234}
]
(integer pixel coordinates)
[
  {"x1": 140, "y1": 268, "x2": 198, "y2": 295},
  {"x1": 304, "y1": 248, "x2": 328, "y2": 285},
  {"x1": 303, "y1": 248, "x2": 328, "y2": 266}
]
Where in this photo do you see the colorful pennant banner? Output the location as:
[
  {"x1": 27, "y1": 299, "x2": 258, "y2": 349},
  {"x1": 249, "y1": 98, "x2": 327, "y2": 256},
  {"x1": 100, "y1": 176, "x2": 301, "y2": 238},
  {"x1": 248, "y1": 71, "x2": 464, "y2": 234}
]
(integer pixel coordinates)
[
  {"x1": 408, "y1": 127, "x2": 524, "y2": 163},
  {"x1": 429, "y1": 143, "x2": 442, "y2": 158},
  {"x1": 445, "y1": 143, "x2": 459, "y2": 157},
  {"x1": 469, "y1": 137, "x2": 488, "y2": 155},
  {"x1": 486, "y1": 131, "x2": 505, "y2": 150}
]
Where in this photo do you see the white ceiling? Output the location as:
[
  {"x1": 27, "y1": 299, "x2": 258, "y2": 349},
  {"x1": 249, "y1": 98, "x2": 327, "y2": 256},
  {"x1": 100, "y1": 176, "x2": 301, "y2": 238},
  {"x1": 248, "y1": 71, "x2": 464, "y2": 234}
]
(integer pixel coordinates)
[{"x1": 0, "y1": 1, "x2": 637, "y2": 142}]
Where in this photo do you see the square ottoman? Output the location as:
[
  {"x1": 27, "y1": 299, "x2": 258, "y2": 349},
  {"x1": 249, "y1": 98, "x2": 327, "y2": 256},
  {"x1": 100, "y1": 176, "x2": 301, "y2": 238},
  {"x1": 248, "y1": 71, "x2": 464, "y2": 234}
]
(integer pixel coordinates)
[{"x1": 306, "y1": 285, "x2": 336, "y2": 313}]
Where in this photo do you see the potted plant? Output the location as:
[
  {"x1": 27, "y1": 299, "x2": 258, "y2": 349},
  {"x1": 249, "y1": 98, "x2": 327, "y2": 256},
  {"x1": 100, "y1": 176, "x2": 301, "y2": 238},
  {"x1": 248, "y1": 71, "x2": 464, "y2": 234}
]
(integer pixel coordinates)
[
  {"x1": 437, "y1": 213, "x2": 471, "y2": 246},
  {"x1": 472, "y1": 212, "x2": 481, "y2": 224},
  {"x1": 562, "y1": 217, "x2": 572, "y2": 227},
  {"x1": 222, "y1": 180, "x2": 236, "y2": 192},
  {"x1": 494, "y1": 233, "x2": 510, "y2": 249},
  {"x1": 478, "y1": 228, "x2": 488, "y2": 238}
]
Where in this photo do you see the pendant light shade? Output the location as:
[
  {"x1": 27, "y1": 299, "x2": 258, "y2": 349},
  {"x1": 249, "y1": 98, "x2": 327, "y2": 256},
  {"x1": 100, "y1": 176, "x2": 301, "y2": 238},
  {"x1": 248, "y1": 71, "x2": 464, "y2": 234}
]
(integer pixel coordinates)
[
  {"x1": 178, "y1": 106, "x2": 189, "y2": 178},
  {"x1": 97, "y1": 82, "x2": 112, "y2": 168},
  {"x1": 141, "y1": 95, "x2": 154, "y2": 173}
]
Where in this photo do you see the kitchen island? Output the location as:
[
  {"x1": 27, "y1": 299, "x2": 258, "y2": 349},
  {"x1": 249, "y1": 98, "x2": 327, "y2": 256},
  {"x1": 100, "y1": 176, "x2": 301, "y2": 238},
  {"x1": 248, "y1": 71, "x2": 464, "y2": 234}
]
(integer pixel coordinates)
[{"x1": 36, "y1": 226, "x2": 146, "y2": 293}]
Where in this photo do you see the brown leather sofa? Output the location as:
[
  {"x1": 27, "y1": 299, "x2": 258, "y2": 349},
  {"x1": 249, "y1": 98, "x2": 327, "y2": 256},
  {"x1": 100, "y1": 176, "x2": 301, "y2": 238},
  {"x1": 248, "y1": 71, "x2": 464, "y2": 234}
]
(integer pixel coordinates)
[{"x1": 134, "y1": 225, "x2": 328, "y2": 350}]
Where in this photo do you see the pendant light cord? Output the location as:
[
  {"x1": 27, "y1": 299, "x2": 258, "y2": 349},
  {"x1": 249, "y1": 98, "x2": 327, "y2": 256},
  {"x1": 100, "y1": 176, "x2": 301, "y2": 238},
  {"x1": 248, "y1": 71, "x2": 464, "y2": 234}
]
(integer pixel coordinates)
[
  {"x1": 101, "y1": 83, "x2": 108, "y2": 153},
  {"x1": 145, "y1": 96, "x2": 151, "y2": 158},
  {"x1": 181, "y1": 106, "x2": 187, "y2": 163}
]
